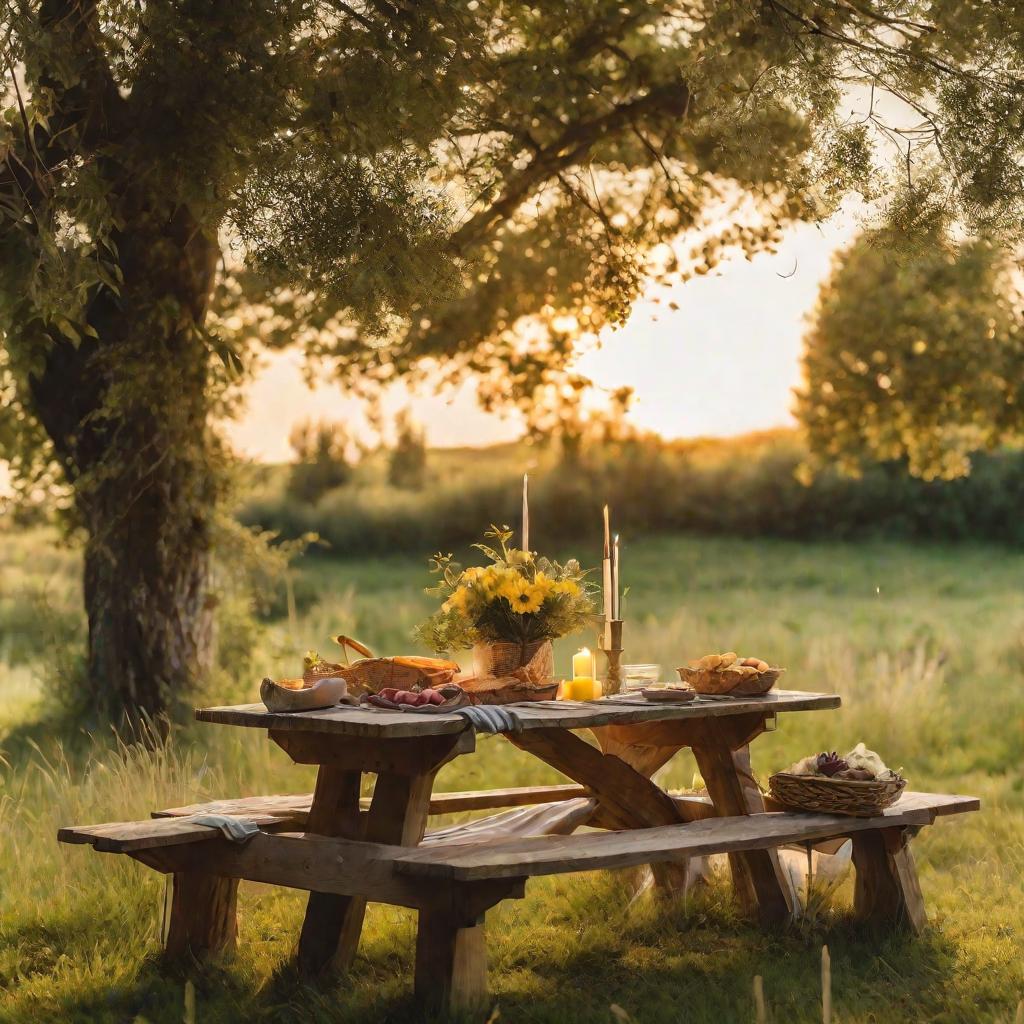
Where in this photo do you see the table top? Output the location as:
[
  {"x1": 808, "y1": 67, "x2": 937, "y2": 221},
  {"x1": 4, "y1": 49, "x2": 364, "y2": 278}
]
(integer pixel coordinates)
[{"x1": 196, "y1": 689, "x2": 841, "y2": 739}]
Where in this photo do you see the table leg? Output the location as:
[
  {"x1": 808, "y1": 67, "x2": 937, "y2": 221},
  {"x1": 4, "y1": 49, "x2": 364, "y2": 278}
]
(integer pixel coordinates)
[
  {"x1": 297, "y1": 766, "x2": 440, "y2": 976},
  {"x1": 589, "y1": 723, "x2": 695, "y2": 895},
  {"x1": 297, "y1": 764, "x2": 363, "y2": 976},
  {"x1": 691, "y1": 732, "x2": 794, "y2": 926},
  {"x1": 509, "y1": 728, "x2": 692, "y2": 892}
]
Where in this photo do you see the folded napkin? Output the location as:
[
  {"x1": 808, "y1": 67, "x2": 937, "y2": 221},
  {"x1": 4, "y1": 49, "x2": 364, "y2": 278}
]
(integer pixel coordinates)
[
  {"x1": 186, "y1": 814, "x2": 260, "y2": 844},
  {"x1": 453, "y1": 704, "x2": 523, "y2": 735}
]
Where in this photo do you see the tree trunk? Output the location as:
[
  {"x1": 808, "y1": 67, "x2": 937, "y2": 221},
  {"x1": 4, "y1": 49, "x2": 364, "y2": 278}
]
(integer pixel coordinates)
[{"x1": 31, "y1": 206, "x2": 220, "y2": 724}]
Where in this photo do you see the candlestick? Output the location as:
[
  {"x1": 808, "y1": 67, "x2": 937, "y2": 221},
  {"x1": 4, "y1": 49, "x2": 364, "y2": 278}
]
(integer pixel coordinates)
[
  {"x1": 612, "y1": 533, "x2": 620, "y2": 619},
  {"x1": 522, "y1": 473, "x2": 529, "y2": 553},
  {"x1": 602, "y1": 504, "x2": 613, "y2": 621},
  {"x1": 598, "y1": 618, "x2": 624, "y2": 696}
]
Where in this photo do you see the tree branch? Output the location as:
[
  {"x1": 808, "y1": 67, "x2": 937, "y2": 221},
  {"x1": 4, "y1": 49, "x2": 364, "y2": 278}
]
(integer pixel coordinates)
[{"x1": 451, "y1": 78, "x2": 691, "y2": 251}]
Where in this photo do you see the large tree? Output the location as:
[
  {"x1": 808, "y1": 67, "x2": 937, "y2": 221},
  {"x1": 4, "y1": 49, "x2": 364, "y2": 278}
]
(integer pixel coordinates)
[
  {"x1": 2, "y1": 1, "x2": 1023, "y2": 719},
  {"x1": 797, "y1": 229, "x2": 1024, "y2": 480}
]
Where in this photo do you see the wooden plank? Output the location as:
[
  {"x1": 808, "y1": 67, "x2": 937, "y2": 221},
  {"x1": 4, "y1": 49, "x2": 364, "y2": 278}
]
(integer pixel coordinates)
[
  {"x1": 692, "y1": 734, "x2": 793, "y2": 925},
  {"x1": 63, "y1": 797, "x2": 598, "y2": 857},
  {"x1": 154, "y1": 784, "x2": 589, "y2": 823},
  {"x1": 271, "y1": 728, "x2": 475, "y2": 774},
  {"x1": 393, "y1": 794, "x2": 977, "y2": 881},
  {"x1": 131, "y1": 832, "x2": 519, "y2": 911},
  {"x1": 58, "y1": 815, "x2": 290, "y2": 853},
  {"x1": 427, "y1": 784, "x2": 588, "y2": 813},
  {"x1": 509, "y1": 729, "x2": 682, "y2": 832},
  {"x1": 194, "y1": 690, "x2": 842, "y2": 738},
  {"x1": 65, "y1": 791, "x2": 978, "y2": 858},
  {"x1": 297, "y1": 765, "x2": 364, "y2": 977}
]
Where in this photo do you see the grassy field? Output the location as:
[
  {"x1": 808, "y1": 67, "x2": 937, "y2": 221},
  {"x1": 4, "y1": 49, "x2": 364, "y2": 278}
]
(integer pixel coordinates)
[{"x1": 1, "y1": 527, "x2": 1023, "y2": 1022}]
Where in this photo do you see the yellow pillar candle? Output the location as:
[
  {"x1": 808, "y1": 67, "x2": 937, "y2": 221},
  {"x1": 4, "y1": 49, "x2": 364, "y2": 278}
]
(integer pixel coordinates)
[
  {"x1": 569, "y1": 676, "x2": 596, "y2": 700},
  {"x1": 572, "y1": 646, "x2": 595, "y2": 681}
]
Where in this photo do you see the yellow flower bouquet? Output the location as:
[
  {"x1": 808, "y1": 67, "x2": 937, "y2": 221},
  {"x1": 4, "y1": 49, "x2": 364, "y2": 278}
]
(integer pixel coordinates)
[{"x1": 413, "y1": 525, "x2": 597, "y2": 656}]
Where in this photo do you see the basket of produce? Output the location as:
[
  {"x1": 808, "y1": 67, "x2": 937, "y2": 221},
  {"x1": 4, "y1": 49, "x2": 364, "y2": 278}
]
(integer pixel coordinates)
[
  {"x1": 677, "y1": 652, "x2": 783, "y2": 696},
  {"x1": 769, "y1": 744, "x2": 906, "y2": 817}
]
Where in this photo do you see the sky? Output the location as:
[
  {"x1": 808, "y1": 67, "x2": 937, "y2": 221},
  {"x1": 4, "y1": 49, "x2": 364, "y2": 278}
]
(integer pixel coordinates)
[{"x1": 228, "y1": 210, "x2": 861, "y2": 463}]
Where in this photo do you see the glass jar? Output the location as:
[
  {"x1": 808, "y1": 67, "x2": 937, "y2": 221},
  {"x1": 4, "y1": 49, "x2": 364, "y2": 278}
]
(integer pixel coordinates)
[{"x1": 621, "y1": 663, "x2": 661, "y2": 691}]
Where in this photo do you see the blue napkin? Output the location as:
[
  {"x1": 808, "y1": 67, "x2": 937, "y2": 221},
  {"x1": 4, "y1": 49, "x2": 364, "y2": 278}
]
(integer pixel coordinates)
[
  {"x1": 453, "y1": 705, "x2": 523, "y2": 734},
  {"x1": 188, "y1": 814, "x2": 260, "y2": 844}
]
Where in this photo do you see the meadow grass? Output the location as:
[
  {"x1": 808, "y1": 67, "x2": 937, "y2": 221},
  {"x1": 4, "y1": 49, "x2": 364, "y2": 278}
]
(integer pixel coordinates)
[{"x1": 1, "y1": 528, "x2": 1022, "y2": 1022}]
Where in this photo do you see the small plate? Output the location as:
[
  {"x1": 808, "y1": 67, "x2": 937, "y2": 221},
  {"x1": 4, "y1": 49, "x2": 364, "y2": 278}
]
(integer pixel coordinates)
[{"x1": 641, "y1": 686, "x2": 696, "y2": 703}]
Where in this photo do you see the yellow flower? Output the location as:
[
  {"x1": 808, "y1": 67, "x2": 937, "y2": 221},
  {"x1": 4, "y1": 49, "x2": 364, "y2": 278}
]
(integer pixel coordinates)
[
  {"x1": 531, "y1": 571, "x2": 555, "y2": 596},
  {"x1": 462, "y1": 566, "x2": 485, "y2": 583},
  {"x1": 500, "y1": 576, "x2": 545, "y2": 614},
  {"x1": 552, "y1": 578, "x2": 581, "y2": 598},
  {"x1": 443, "y1": 586, "x2": 471, "y2": 614},
  {"x1": 481, "y1": 565, "x2": 513, "y2": 595}
]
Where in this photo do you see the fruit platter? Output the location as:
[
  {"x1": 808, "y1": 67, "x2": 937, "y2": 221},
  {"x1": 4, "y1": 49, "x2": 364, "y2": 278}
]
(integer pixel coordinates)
[{"x1": 677, "y1": 652, "x2": 784, "y2": 696}]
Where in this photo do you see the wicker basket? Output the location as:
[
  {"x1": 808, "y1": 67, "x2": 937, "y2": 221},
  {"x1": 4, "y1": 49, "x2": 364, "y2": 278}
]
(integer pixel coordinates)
[
  {"x1": 677, "y1": 665, "x2": 783, "y2": 696},
  {"x1": 769, "y1": 771, "x2": 906, "y2": 817},
  {"x1": 471, "y1": 639, "x2": 553, "y2": 684}
]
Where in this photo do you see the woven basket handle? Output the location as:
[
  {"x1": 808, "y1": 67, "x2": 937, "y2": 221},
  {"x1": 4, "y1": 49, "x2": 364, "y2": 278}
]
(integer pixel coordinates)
[{"x1": 332, "y1": 634, "x2": 374, "y2": 666}]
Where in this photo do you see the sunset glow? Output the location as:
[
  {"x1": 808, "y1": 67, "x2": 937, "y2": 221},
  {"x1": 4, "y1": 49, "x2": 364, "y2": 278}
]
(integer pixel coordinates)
[{"x1": 227, "y1": 214, "x2": 859, "y2": 462}]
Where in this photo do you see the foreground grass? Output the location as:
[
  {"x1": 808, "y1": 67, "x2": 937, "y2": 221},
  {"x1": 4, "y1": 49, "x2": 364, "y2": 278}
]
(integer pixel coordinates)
[{"x1": 1, "y1": 530, "x2": 1023, "y2": 1022}]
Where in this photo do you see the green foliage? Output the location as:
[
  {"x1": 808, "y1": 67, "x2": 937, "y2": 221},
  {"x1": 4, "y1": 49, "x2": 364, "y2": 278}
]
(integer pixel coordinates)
[
  {"x1": 386, "y1": 410, "x2": 427, "y2": 490},
  {"x1": 239, "y1": 431, "x2": 1024, "y2": 556},
  {"x1": 797, "y1": 230, "x2": 1024, "y2": 479},
  {"x1": 287, "y1": 420, "x2": 359, "y2": 504}
]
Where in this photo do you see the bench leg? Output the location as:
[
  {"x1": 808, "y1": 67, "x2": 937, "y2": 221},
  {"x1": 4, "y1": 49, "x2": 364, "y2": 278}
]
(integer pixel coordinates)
[
  {"x1": 164, "y1": 872, "x2": 238, "y2": 959},
  {"x1": 415, "y1": 909, "x2": 488, "y2": 1013},
  {"x1": 851, "y1": 827, "x2": 927, "y2": 935}
]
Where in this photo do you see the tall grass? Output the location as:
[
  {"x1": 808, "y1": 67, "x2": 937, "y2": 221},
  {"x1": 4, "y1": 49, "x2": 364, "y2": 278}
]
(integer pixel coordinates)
[{"x1": 1, "y1": 529, "x2": 1023, "y2": 1022}]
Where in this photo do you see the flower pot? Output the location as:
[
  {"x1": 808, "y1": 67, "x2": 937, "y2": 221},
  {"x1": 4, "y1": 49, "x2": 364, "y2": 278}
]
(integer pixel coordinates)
[{"x1": 472, "y1": 639, "x2": 554, "y2": 684}]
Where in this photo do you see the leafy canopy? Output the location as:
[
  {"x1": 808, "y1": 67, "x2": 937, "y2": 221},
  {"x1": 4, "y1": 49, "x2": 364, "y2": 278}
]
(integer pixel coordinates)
[
  {"x1": 3, "y1": 0, "x2": 1024, "y2": 493},
  {"x1": 797, "y1": 230, "x2": 1024, "y2": 480}
]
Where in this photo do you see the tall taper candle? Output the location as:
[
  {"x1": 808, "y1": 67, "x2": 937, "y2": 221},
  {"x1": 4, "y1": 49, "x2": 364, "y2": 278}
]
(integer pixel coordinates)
[
  {"x1": 522, "y1": 473, "x2": 529, "y2": 553},
  {"x1": 602, "y1": 505, "x2": 613, "y2": 621},
  {"x1": 612, "y1": 533, "x2": 620, "y2": 619}
]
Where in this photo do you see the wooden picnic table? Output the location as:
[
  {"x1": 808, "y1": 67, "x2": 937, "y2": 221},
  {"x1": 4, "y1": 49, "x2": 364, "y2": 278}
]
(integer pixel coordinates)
[{"x1": 195, "y1": 689, "x2": 841, "y2": 977}]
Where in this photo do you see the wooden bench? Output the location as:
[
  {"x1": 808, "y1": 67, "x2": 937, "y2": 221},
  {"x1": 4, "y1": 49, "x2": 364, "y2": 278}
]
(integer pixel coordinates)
[{"x1": 59, "y1": 788, "x2": 977, "y2": 1012}]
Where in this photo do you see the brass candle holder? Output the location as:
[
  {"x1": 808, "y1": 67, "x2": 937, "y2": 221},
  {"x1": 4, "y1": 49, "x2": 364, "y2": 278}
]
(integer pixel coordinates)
[{"x1": 599, "y1": 618, "x2": 624, "y2": 696}]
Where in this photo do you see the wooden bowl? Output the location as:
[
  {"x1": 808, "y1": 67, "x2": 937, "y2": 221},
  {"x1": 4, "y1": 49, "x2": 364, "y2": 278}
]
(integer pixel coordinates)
[
  {"x1": 676, "y1": 665, "x2": 783, "y2": 696},
  {"x1": 260, "y1": 675, "x2": 349, "y2": 712}
]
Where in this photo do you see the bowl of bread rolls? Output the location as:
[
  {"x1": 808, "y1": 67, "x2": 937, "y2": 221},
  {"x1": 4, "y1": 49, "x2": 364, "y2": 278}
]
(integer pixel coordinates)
[{"x1": 677, "y1": 652, "x2": 783, "y2": 696}]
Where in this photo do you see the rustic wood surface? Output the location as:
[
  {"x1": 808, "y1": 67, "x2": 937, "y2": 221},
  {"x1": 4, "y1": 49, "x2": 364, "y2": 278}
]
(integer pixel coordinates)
[
  {"x1": 154, "y1": 784, "x2": 591, "y2": 824},
  {"x1": 692, "y1": 733, "x2": 793, "y2": 925},
  {"x1": 163, "y1": 872, "x2": 238, "y2": 959},
  {"x1": 296, "y1": 765, "x2": 364, "y2": 976},
  {"x1": 61, "y1": 797, "x2": 601, "y2": 856},
  {"x1": 195, "y1": 689, "x2": 840, "y2": 738},
  {"x1": 851, "y1": 826, "x2": 928, "y2": 934},
  {"x1": 393, "y1": 793, "x2": 979, "y2": 881}
]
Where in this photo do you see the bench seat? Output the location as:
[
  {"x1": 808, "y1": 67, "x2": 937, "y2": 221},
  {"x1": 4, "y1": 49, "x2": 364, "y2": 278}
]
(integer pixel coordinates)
[{"x1": 392, "y1": 791, "x2": 977, "y2": 880}]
